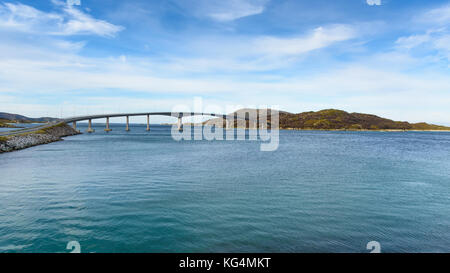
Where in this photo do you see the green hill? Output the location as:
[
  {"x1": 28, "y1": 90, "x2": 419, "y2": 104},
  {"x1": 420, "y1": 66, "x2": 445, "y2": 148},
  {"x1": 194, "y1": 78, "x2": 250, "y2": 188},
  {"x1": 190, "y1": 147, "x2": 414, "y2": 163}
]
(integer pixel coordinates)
[
  {"x1": 0, "y1": 112, "x2": 60, "y2": 128},
  {"x1": 0, "y1": 119, "x2": 19, "y2": 128},
  {"x1": 279, "y1": 109, "x2": 450, "y2": 130},
  {"x1": 204, "y1": 109, "x2": 450, "y2": 131}
]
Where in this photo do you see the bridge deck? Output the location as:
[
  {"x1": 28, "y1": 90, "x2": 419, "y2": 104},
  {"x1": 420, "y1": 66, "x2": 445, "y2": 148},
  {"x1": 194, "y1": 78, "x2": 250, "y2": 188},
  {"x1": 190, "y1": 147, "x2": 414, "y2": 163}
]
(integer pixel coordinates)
[
  {"x1": 1, "y1": 112, "x2": 256, "y2": 136},
  {"x1": 63, "y1": 112, "x2": 242, "y2": 123}
]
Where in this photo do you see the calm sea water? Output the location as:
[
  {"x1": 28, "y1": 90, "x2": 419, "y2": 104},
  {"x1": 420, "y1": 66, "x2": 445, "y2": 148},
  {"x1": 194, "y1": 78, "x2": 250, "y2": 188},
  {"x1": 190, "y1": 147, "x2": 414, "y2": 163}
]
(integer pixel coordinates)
[
  {"x1": 0, "y1": 123, "x2": 43, "y2": 132},
  {"x1": 1, "y1": 123, "x2": 450, "y2": 253}
]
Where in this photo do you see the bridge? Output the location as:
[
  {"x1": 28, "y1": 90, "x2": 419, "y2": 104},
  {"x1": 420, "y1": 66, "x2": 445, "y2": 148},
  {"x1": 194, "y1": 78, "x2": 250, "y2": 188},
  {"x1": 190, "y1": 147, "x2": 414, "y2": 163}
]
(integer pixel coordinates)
[{"x1": 0, "y1": 112, "x2": 256, "y2": 136}]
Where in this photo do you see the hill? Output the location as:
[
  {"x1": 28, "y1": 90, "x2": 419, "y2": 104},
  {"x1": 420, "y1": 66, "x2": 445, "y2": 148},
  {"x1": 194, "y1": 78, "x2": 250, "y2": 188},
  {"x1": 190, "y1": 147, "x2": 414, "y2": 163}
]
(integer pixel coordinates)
[
  {"x1": 0, "y1": 112, "x2": 60, "y2": 128},
  {"x1": 204, "y1": 109, "x2": 450, "y2": 131},
  {"x1": 0, "y1": 119, "x2": 19, "y2": 128},
  {"x1": 279, "y1": 109, "x2": 450, "y2": 130},
  {"x1": 0, "y1": 112, "x2": 60, "y2": 122}
]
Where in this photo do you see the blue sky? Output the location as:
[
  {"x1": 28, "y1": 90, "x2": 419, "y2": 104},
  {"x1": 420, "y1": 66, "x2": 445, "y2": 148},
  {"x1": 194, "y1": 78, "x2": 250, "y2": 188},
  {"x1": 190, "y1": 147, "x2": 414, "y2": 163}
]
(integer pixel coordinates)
[{"x1": 0, "y1": 0, "x2": 450, "y2": 124}]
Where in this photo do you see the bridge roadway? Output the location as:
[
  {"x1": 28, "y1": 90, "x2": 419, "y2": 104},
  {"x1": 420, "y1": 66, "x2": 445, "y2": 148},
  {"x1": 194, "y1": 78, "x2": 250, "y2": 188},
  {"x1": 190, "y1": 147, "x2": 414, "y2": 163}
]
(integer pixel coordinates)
[
  {"x1": 0, "y1": 112, "x2": 255, "y2": 136},
  {"x1": 0, "y1": 121, "x2": 63, "y2": 137}
]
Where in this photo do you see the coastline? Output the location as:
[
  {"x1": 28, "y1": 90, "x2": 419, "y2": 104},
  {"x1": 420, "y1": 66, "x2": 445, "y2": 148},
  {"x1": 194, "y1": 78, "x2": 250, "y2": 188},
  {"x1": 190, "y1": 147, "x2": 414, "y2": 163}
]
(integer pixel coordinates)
[
  {"x1": 281, "y1": 128, "x2": 450, "y2": 132},
  {"x1": 0, "y1": 123, "x2": 80, "y2": 153},
  {"x1": 0, "y1": 123, "x2": 22, "y2": 129},
  {"x1": 2, "y1": 123, "x2": 450, "y2": 154},
  {"x1": 200, "y1": 124, "x2": 450, "y2": 132}
]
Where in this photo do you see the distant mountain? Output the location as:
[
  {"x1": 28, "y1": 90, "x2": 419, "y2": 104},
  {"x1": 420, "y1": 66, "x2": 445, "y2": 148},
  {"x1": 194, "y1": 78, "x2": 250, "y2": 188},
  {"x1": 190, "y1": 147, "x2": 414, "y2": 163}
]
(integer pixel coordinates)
[
  {"x1": 204, "y1": 109, "x2": 450, "y2": 131},
  {"x1": 0, "y1": 112, "x2": 60, "y2": 123}
]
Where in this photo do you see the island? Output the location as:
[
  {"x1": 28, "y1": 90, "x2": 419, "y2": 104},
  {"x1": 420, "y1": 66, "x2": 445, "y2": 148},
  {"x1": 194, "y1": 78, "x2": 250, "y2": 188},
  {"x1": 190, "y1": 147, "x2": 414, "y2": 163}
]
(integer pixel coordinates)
[{"x1": 205, "y1": 109, "x2": 450, "y2": 131}]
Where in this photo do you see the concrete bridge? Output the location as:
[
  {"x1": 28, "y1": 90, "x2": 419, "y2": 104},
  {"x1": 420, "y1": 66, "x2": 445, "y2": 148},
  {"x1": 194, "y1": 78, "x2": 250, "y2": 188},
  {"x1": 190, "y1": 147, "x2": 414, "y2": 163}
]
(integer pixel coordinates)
[
  {"x1": 0, "y1": 112, "x2": 260, "y2": 137},
  {"x1": 64, "y1": 112, "x2": 255, "y2": 133}
]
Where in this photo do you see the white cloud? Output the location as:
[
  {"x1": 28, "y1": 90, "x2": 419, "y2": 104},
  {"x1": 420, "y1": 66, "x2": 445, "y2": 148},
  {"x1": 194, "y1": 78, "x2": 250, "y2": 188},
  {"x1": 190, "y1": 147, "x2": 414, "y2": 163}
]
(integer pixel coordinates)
[
  {"x1": 4, "y1": 70, "x2": 450, "y2": 124},
  {"x1": 433, "y1": 34, "x2": 450, "y2": 62},
  {"x1": 0, "y1": 3, "x2": 62, "y2": 32},
  {"x1": 162, "y1": 24, "x2": 358, "y2": 72},
  {"x1": 420, "y1": 4, "x2": 450, "y2": 25},
  {"x1": 1, "y1": 40, "x2": 450, "y2": 125},
  {"x1": 67, "y1": 0, "x2": 81, "y2": 6},
  {"x1": 395, "y1": 30, "x2": 450, "y2": 60},
  {"x1": 0, "y1": 2, "x2": 123, "y2": 37},
  {"x1": 60, "y1": 4, "x2": 123, "y2": 36},
  {"x1": 180, "y1": 0, "x2": 268, "y2": 22},
  {"x1": 395, "y1": 3, "x2": 450, "y2": 63},
  {"x1": 395, "y1": 34, "x2": 431, "y2": 49},
  {"x1": 434, "y1": 35, "x2": 450, "y2": 51},
  {"x1": 2, "y1": 41, "x2": 450, "y2": 122},
  {"x1": 208, "y1": 0, "x2": 267, "y2": 21},
  {"x1": 253, "y1": 25, "x2": 356, "y2": 57},
  {"x1": 1, "y1": 1, "x2": 450, "y2": 125},
  {"x1": 366, "y1": 0, "x2": 381, "y2": 6}
]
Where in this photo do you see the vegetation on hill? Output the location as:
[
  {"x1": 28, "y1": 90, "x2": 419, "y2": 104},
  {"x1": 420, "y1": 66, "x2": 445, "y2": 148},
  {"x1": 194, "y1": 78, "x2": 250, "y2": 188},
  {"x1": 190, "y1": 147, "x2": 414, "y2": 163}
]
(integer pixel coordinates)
[
  {"x1": 205, "y1": 109, "x2": 450, "y2": 131},
  {"x1": 0, "y1": 119, "x2": 20, "y2": 128},
  {"x1": 278, "y1": 109, "x2": 450, "y2": 130},
  {"x1": 0, "y1": 112, "x2": 61, "y2": 128},
  {"x1": 0, "y1": 112, "x2": 60, "y2": 123}
]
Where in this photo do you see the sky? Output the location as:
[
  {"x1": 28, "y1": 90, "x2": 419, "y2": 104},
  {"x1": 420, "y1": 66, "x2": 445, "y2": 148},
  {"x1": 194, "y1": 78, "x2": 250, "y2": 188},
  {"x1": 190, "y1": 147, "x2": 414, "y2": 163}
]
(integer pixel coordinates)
[{"x1": 0, "y1": 0, "x2": 449, "y2": 124}]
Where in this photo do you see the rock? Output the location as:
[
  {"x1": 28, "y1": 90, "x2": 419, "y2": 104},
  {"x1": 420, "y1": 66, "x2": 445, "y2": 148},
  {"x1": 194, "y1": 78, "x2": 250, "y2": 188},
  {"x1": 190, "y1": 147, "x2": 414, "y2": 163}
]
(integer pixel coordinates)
[{"x1": 0, "y1": 123, "x2": 80, "y2": 153}]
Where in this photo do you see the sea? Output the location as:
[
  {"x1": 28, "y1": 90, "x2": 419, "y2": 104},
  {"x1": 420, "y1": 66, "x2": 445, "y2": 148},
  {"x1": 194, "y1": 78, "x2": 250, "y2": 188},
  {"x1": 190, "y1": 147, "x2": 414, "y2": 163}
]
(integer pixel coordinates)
[{"x1": 1, "y1": 123, "x2": 449, "y2": 252}]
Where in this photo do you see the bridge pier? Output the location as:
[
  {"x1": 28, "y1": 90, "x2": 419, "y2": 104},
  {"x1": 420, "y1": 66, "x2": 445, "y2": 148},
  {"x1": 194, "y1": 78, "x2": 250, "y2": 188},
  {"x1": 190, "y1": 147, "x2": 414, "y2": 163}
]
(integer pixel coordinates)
[
  {"x1": 225, "y1": 120, "x2": 231, "y2": 130},
  {"x1": 104, "y1": 117, "x2": 112, "y2": 132},
  {"x1": 86, "y1": 119, "x2": 95, "y2": 133},
  {"x1": 64, "y1": 112, "x2": 251, "y2": 134},
  {"x1": 177, "y1": 117, "x2": 183, "y2": 131},
  {"x1": 72, "y1": 121, "x2": 80, "y2": 133}
]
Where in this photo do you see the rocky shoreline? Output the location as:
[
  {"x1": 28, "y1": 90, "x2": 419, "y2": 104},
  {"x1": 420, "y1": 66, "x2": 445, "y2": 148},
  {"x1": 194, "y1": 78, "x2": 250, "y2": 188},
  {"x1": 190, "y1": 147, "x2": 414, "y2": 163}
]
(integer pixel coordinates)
[{"x1": 0, "y1": 123, "x2": 80, "y2": 153}]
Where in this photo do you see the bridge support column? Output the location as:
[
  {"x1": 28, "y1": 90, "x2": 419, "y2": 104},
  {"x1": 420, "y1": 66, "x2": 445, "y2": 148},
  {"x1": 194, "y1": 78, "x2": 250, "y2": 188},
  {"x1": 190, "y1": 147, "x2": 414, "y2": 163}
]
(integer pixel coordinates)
[
  {"x1": 105, "y1": 117, "x2": 112, "y2": 132},
  {"x1": 126, "y1": 116, "x2": 130, "y2": 131},
  {"x1": 225, "y1": 120, "x2": 231, "y2": 130},
  {"x1": 146, "y1": 115, "x2": 150, "y2": 131},
  {"x1": 177, "y1": 117, "x2": 183, "y2": 131},
  {"x1": 73, "y1": 121, "x2": 77, "y2": 131},
  {"x1": 86, "y1": 119, "x2": 95, "y2": 133}
]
